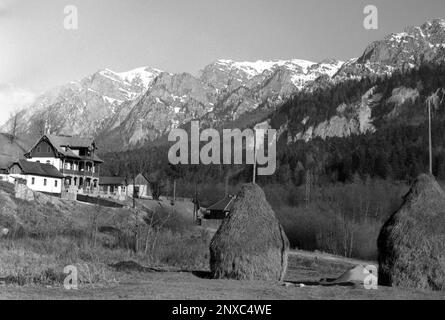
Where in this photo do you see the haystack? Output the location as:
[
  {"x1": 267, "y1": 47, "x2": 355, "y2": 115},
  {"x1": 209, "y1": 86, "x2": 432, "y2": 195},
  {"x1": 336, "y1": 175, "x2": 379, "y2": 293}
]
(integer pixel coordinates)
[
  {"x1": 378, "y1": 174, "x2": 445, "y2": 291},
  {"x1": 209, "y1": 183, "x2": 289, "y2": 281}
]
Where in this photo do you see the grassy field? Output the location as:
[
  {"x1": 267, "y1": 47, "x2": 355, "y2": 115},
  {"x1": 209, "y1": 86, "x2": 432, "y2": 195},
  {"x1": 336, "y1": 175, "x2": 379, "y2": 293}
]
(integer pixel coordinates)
[
  {"x1": 1, "y1": 253, "x2": 444, "y2": 300},
  {"x1": 1, "y1": 181, "x2": 445, "y2": 299}
]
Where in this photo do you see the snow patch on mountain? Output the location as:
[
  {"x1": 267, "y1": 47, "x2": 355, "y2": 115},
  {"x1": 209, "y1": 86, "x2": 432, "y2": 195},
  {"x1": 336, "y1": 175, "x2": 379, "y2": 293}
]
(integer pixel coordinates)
[
  {"x1": 99, "y1": 67, "x2": 162, "y2": 90},
  {"x1": 215, "y1": 59, "x2": 317, "y2": 78},
  {"x1": 114, "y1": 67, "x2": 163, "y2": 88}
]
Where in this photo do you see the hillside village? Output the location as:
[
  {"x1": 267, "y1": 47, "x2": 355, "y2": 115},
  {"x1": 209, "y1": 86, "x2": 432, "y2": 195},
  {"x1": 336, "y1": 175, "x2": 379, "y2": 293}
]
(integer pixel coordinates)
[{"x1": 0, "y1": 133, "x2": 152, "y2": 203}]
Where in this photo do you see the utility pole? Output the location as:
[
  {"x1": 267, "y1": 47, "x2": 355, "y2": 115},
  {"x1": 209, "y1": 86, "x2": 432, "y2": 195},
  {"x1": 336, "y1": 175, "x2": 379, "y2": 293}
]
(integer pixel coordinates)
[
  {"x1": 252, "y1": 138, "x2": 257, "y2": 184},
  {"x1": 305, "y1": 170, "x2": 311, "y2": 208},
  {"x1": 193, "y1": 183, "x2": 198, "y2": 223},
  {"x1": 132, "y1": 171, "x2": 136, "y2": 209},
  {"x1": 428, "y1": 99, "x2": 433, "y2": 175}
]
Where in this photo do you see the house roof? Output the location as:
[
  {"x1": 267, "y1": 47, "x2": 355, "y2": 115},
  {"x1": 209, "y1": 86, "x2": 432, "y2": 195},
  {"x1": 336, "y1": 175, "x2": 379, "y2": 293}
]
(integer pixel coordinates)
[
  {"x1": 128, "y1": 173, "x2": 150, "y2": 185},
  {"x1": 99, "y1": 176, "x2": 127, "y2": 186},
  {"x1": 207, "y1": 195, "x2": 236, "y2": 212},
  {"x1": 82, "y1": 153, "x2": 104, "y2": 163},
  {"x1": 25, "y1": 134, "x2": 103, "y2": 163},
  {"x1": 11, "y1": 159, "x2": 64, "y2": 179},
  {"x1": 47, "y1": 134, "x2": 95, "y2": 149}
]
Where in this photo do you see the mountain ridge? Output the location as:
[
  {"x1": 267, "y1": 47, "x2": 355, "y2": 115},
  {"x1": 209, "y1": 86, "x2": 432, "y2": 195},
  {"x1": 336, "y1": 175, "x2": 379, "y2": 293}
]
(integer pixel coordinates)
[{"x1": 3, "y1": 18, "x2": 445, "y2": 152}]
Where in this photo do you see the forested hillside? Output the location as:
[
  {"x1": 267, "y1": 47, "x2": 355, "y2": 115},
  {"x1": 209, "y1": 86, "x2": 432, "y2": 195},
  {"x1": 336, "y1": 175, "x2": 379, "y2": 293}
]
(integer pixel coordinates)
[{"x1": 99, "y1": 64, "x2": 445, "y2": 188}]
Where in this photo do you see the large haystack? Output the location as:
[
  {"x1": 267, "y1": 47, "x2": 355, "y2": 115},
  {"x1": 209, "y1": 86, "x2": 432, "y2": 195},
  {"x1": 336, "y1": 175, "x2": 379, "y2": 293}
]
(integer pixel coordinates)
[
  {"x1": 209, "y1": 183, "x2": 289, "y2": 281},
  {"x1": 378, "y1": 174, "x2": 445, "y2": 291}
]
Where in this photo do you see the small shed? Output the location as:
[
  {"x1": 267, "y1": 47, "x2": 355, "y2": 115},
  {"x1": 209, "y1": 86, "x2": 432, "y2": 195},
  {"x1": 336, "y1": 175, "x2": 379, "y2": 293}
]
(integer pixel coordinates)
[
  {"x1": 127, "y1": 173, "x2": 152, "y2": 199},
  {"x1": 204, "y1": 194, "x2": 236, "y2": 220}
]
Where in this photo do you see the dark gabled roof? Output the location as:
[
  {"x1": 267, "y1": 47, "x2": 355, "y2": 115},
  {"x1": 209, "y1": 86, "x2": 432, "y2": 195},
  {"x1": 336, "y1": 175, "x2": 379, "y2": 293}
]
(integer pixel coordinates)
[
  {"x1": 207, "y1": 195, "x2": 236, "y2": 212},
  {"x1": 11, "y1": 159, "x2": 64, "y2": 179},
  {"x1": 99, "y1": 176, "x2": 127, "y2": 186},
  {"x1": 25, "y1": 134, "x2": 103, "y2": 162},
  {"x1": 47, "y1": 135, "x2": 104, "y2": 162},
  {"x1": 80, "y1": 153, "x2": 104, "y2": 163},
  {"x1": 128, "y1": 173, "x2": 150, "y2": 185},
  {"x1": 47, "y1": 134, "x2": 95, "y2": 149}
]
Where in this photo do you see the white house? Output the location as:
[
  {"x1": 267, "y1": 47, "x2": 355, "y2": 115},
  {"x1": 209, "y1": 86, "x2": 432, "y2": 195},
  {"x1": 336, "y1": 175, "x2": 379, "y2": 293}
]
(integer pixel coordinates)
[
  {"x1": 8, "y1": 159, "x2": 64, "y2": 195},
  {"x1": 98, "y1": 176, "x2": 128, "y2": 200},
  {"x1": 24, "y1": 134, "x2": 103, "y2": 192},
  {"x1": 127, "y1": 173, "x2": 152, "y2": 199}
]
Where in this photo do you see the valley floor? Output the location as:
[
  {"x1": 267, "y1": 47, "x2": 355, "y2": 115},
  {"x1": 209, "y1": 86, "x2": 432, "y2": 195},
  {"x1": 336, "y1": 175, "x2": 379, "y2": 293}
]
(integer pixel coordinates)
[{"x1": 1, "y1": 252, "x2": 443, "y2": 300}]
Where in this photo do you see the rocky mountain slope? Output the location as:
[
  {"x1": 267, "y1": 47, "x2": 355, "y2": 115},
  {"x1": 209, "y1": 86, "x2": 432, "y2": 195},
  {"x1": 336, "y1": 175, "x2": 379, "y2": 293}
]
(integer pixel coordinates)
[
  {"x1": 2, "y1": 57, "x2": 344, "y2": 151},
  {"x1": 267, "y1": 19, "x2": 445, "y2": 144},
  {"x1": 3, "y1": 19, "x2": 445, "y2": 152},
  {"x1": 2, "y1": 66, "x2": 162, "y2": 139},
  {"x1": 0, "y1": 133, "x2": 31, "y2": 171},
  {"x1": 334, "y1": 19, "x2": 445, "y2": 81}
]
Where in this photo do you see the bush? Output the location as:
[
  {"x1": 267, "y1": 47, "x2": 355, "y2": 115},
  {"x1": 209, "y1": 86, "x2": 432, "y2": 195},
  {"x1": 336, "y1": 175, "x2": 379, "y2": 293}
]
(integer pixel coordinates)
[{"x1": 269, "y1": 178, "x2": 407, "y2": 260}]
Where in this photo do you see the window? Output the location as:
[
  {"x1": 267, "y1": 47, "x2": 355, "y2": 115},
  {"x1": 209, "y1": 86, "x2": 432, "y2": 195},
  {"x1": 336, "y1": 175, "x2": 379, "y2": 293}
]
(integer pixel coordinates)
[
  {"x1": 31, "y1": 177, "x2": 35, "y2": 185},
  {"x1": 46, "y1": 160, "x2": 51, "y2": 164},
  {"x1": 37, "y1": 146, "x2": 41, "y2": 152},
  {"x1": 44, "y1": 179, "x2": 47, "y2": 186},
  {"x1": 55, "y1": 180, "x2": 58, "y2": 187},
  {"x1": 47, "y1": 147, "x2": 51, "y2": 153}
]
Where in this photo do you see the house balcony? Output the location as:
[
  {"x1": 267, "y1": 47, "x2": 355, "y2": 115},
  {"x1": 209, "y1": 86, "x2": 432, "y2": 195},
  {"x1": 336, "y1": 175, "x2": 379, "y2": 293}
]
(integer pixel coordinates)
[{"x1": 62, "y1": 169, "x2": 100, "y2": 178}]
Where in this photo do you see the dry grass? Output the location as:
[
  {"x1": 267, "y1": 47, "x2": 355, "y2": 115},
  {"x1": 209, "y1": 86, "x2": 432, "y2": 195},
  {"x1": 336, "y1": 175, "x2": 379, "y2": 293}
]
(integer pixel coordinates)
[
  {"x1": 0, "y1": 238, "x2": 117, "y2": 286},
  {"x1": 1, "y1": 253, "x2": 444, "y2": 300},
  {"x1": 0, "y1": 182, "x2": 211, "y2": 287}
]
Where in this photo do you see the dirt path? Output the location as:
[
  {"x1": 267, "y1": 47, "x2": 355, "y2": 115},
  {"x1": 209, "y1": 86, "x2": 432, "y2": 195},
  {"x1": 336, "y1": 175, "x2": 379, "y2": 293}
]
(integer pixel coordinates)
[{"x1": 288, "y1": 250, "x2": 375, "y2": 267}]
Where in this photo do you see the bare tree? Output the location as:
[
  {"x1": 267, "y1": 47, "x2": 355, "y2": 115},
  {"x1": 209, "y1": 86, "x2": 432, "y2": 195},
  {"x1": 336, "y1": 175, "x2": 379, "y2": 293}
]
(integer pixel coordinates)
[
  {"x1": 9, "y1": 112, "x2": 19, "y2": 143},
  {"x1": 89, "y1": 199, "x2": 106, "y2": 248},
  {"x1": 142, "y1": 205, "x2": 173, "y2": 260}
]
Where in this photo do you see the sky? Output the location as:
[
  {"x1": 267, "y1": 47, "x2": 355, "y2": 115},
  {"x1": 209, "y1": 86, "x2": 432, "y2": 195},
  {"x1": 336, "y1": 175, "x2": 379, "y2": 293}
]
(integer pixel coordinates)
[{"x1": 1, "y1": 0, "x2": 445, "y2": 125}]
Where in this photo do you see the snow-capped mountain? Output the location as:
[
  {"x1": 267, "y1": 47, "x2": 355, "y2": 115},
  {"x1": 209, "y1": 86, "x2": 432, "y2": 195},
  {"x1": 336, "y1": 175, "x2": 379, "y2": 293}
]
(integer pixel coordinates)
[
  {"x1": 2, "y1": 67, "x2": 162, "y2": 138},
  {"x1": 3, "y1": 57, "x2": 343, "y2": 150},
  {"x1": 272, "y1": 19, "x2": 445, "y2": 145},
  {"x1": 201, "y1": 58, "x2": 343, "y2": 91},
  {"x1": 99, "y1": 71, "x2": 219, "y2": 148},
  {"x1": 4, "y1": 19, "x2": 445, "y2": 151},
  {"x1": 334, "y1": 19, "x2": 445, "y2": 80}
]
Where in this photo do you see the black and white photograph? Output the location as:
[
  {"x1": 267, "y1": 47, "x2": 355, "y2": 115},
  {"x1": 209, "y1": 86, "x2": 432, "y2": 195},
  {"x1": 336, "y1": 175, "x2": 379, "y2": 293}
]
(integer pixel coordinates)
[{"x1": 1, "y1": 0, "x2": 445, "y2": 305}]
